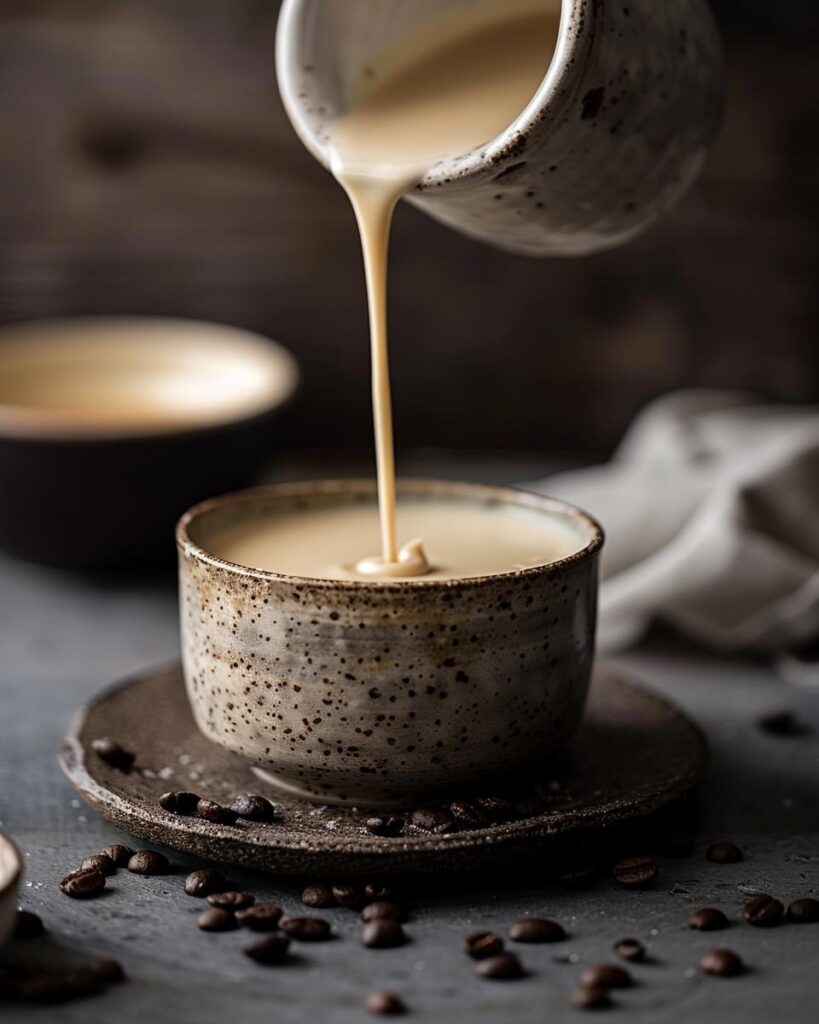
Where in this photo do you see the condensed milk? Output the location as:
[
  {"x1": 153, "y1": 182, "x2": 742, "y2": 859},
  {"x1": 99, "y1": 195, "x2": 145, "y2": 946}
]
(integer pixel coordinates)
[{"x1": 329, "y1": 0, "x2": 560, "y2": 578}]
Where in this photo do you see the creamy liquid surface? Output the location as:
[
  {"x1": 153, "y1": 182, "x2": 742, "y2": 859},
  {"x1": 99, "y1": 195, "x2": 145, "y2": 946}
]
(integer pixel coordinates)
[
  {"x1": 329, "y1": 0, "x2": 560, "y2": 578},
  {"x1": 211, "y1": 500, "x2": 581, "y2": 582}
]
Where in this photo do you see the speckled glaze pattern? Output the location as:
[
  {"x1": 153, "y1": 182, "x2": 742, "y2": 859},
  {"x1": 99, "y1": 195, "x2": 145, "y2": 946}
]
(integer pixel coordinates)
[
  {"x1": 0, "y1": 834, "x2": 22, "y2": 946},
  {"x1": 177, "y1": 481, "x2": 603, "y2": 807},
  {"x1": 277, "y1": 0, "x2": 724, "y2": 256}
]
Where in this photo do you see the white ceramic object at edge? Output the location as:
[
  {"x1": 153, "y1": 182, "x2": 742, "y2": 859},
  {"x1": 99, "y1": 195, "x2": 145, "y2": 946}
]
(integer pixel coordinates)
[
  {"x1": 276, "y1": 0, "x2": 724, "y2": 257},
  {"x1": 0, "y1": 834, "x2": 22, "y2": 946}
]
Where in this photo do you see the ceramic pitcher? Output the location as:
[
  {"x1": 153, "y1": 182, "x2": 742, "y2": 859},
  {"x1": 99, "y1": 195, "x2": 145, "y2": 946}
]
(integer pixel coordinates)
[{"x1": 277, "y1": 0, "x2": 724, "y2": 257}]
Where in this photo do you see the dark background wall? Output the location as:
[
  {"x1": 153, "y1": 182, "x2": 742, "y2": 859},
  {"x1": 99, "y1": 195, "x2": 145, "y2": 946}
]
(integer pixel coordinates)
[{"x1": 0, "y1": 0, "x2": 816, "y2": 455}]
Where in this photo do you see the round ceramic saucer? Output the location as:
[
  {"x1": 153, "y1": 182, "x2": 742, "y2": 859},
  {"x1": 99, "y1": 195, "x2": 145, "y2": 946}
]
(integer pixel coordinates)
[{"x1": 60, "y1": 664, "x2": 705, "y2": 876}]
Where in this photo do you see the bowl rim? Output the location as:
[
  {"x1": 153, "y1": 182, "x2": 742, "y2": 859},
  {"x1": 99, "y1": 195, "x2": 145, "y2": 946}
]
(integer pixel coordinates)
[
  {"x1": 177, "y1": 478, "x2": 604, "y2": 591},
  {"x1": 0, "y1": 315, "x2": 300, "y2": 442},
  {"x1": 0, "y1": 833, "x2": 22, "y2": 904}
]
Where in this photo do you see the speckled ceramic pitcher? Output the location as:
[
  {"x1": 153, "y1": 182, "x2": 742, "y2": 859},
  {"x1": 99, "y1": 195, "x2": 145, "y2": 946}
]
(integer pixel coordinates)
[{"x1": 277, "y1": 0, "x2": 723, "y2": 256}]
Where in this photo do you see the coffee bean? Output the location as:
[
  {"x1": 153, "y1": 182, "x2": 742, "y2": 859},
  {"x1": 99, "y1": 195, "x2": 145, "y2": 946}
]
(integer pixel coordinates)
[
  {"x1": 196, "y1": 799, "x2": 239, "y2": 826},
  {"x1": 788, "y1": 897, "x2": 819, "y2": 923},
  {"x1": 474, "y1": 796, "x2": 515, "y2": 822},
  {"x1": 361, "y1": 901, "x2": 407, "y2": 924},
  {"x1": 207, "y1": 891, "x2": 255, "y2": 911},
  {"x1": 81, "y1": 853, "x2": 115, "y2": 876},
  {"x1": 363, "y1": 881, "x2": 396, "y2": 903},
  {"x1": 59, "y1": 868, "x2": 106, "y2": 899},
  {"x1": 689, "y1": 908, "x2": 729, "y2": 931},
  {"x1": 580, "y1": 965, "x2": 632, "y2": 990},
  {"x1": 66, "y1": 966, "x2": 106, "y2": 996},
  {"x1": 332, "y1": 882, "x2": 361, "y2": 909},
  {"x1": 361, "y1": 919, "x2": 406, "y2": 949},
  {"x1": 408, "y1": 808, "x2": 455, "y2": 834},
  {"x1": 743, "y1": 894, "x2": 784, "y2": 927},
  {"x1": 197, "y1": 908, "x2": 237, "y2": 932},
  {"x1": 365, "y1": 990, "x2": 406, "y2": 1016},
  {"x1": 365, "y1": 816, "x2": 404, "y2": 837},
  {"x1": 302, "y1": 882, "x2": 335, "y2": 908},
  {"x1": 450, "y1": 800, "x2": 488, "y2": 829},
  {"x1": 474, "y1": 953, "x2": 524, "y2": 980},
  {"x1": 612, "y1": 855, "x2": 657, "y2": 889},
  {"x1": 87, "y1": 958, "x2": 126, "y2": 984},
  {"x1": 699, "y1": 948, "x2": 744, "y2": 977},
  {"x1": 101, "y1": 844, "x2": 133, "y2": 867},
  {"x1": 243, "y1": 933, "x2": 290, "y2": 965},
  {"x1": 91, "y1": 737, "x2": 135, "y2": 771},
  {"x1": 127, "y1": 850, "x2": 170, "y2": 875},
  {"x1": 509, "y1": 917, "x2": 566, "y2": 943},
  {"x1": 757, "y1": 710, "x2": 805, "y2": 736},
  {"x1": 280, "y1": 915, "x2": 332, "y2": 942},
  {"x1": 464, "y1": 931, "x2": 505, "y2": 960},
  {"x1": 229, "y1": 793, "x2": 276, "y2": 822},
  {"x1": 159, "y1": 791, "x2": 200, "y2": 815},
  {"x1": 706, "y1": 842, "x2": 743, "y2": 864},
  {"x1": 13, "y1": 909, "x2": 45, "y2": 939},
  {"x1": 16, "y1": 972, "x2": 74, "y2": 1003},
  {"x1": 235, "y1": 904, "x2": 284, "y2": 931},
  {"x1": 185, "y1": 868, "x2": 227, "y2": 898},
  {"x1": 572, "y1": 986, "x2": 613, "y2": 1010},
  {"x1": 613, "y1": 938, "x2": 645, "y2": 962}
]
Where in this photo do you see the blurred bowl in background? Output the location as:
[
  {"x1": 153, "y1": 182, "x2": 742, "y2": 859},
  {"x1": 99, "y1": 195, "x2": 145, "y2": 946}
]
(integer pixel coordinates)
[
  {"x1": 0, "y1": 317, "x2": 299, "y2": 569},
  {"x1": 0, "y1": 833, "x2": 22, "y2": 946}
]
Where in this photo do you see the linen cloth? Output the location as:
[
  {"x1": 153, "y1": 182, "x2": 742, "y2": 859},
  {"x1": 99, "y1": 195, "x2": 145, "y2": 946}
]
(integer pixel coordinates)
[{"x1": 531, "y1": 390, "x2": 819, "y2": 661}]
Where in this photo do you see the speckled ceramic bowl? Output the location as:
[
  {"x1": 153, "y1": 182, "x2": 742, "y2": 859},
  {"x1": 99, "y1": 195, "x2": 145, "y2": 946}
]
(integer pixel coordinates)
[
  {"x1": 0, "y1": 834, "x2": 22, "y2": 946},
  {"x1": 178, "y1": 480, "x2": 603, "y2": 807}
]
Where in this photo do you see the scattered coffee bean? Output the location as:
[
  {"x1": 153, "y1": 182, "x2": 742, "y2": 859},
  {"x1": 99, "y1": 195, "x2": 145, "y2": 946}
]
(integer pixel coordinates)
[
  {"x1": 572, "y1": 986, "x2": 614, "y2": 1010},
  {"x1": 197, "y1": 908, "x2": 237, "y2": 932},
  {"x1": 280, "y1": 915, "x2": 332, "y2": 942},
  {"x1": 757, "y1": 710, "x2": 805, "y2": 736},
  {"x1": 159, "y1": 791, "x2": 200, "y2": 815},
  {"x1": 450, "y1": 800, "x2": 488, "y2": 829},
  {"x1": 788, "y1": 897, "x2": 819, "y2": 923},
  {"x1": 302, "y1": 882, "x2": 335, "y2": 908},
  {"x1": 558, "y1": 866, "x2": 599, "y2": 890},
  {"x1": 474, "y1": 796, "x2": 515, "y2": 822},
  {"x1": 15, "y1": 971, "x2": 77, "y2": 1004},
  {"x1": 59, "y1": 868, "x2": 106, "y2": 899},
  {"x1": 706, "y1": 842, "x2": 743, "y2": 864},
  {"x1": 80, "y1": 853, "x2": 115, "y2": 877},
  {"x1": 361, "y1": 919, "x2": 406, "y2": 949},
  {"x1": 743, "y1": 894, "x2": 784, "y2": 927},
  {"x1": 365, "y1": 990, "x2": 406, "y2": 1016},
  {"x1": 101, "y1": 844, "x2": 133, "y2": 867},
  {"x1": 363, "y1": 881, "x2": 396, "y2": 903},
  {"x1": 464, "y1": 931, "x2": 505, "y2": 960},
  {"x1": 65, "y1": 966, "x2": 106, "y2": 997},
  {"x1": 699, "y1": 948, "x2": 744, "y2": 977},
  {"x1": 613, "y1": 938, "x2": 645, "y2": 962},
  {"x1": 509, "y1": 917, "x2": 566, "y2": 944},
  {"x1": 243, "y1": 933, "x2": 290, "y2": 965},
  {"x1": 229, "y1": 793, "x2": 276, "y2": 822},
  {"x1": 408, "y1": 808, "x2": 455, "y2": 834},
  {"x1": 365, "y1": 816, "x2": 404, "y2": 838},
  {"x1": 235, "y1": 904, "x2": 284, "y2": 931},
  {"x1": 127, "y1": 850, "x2": 170, "y2": 875},
  {"x1": 196, "y1": 799, "x2": 239, "y2": 826},
  {"x1": 580, "y1": 965, "x2": 632, "y2": 990},
  {"x1": 13, "y1": 909, "x2": 45, "y2": 939},
  {"x1": 361, "y1": 901, "x2": 407, "y2": 924},
  {"x1": 689, "y1": 908, "x2": 729, "y2": 931},
  {"x1": 87, "y1": 958, "x2": 126, "y2": 984},
  {"x1": 207, "y1": 891, "x2": 255, "y2": 911},
  {"x1": 474, "y1": 952, "x2": 524, "y2": 980},
  {"x1": 185, "y1": 868, "x2": 227, "y2": 898},
  {"x1": 91, "y1": 737, "x2": 135, "y2": 771},
  {"x1": 332, "y1": 882, "x2": 361, "y2": 909},
  {"x1": 612, "y1": 855, "x2": 657, "y2": 889}
]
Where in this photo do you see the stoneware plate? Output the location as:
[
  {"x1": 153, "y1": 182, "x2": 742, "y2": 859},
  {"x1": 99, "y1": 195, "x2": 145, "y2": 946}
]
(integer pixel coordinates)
[
  {"x1": 60, "y1": 664, "x2": 706, "y2": 876},
  {"x1": 0, "y1": 834, "x2": 22, "y2": 945}
]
